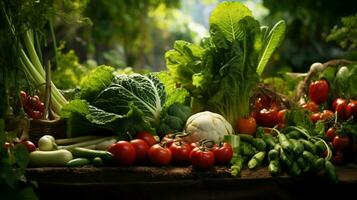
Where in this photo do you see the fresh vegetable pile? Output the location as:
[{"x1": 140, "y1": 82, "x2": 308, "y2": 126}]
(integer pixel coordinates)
[{"x1": 3, "y1": 1, "x2": 357, "y2": 190}]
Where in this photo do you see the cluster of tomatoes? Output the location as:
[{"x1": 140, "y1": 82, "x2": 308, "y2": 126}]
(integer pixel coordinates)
[
  {"x1": 20, "y1": 91, "x2": 45, "y2": 119},
  {"x1": 236, "y1": 95, "x2": 286, "y2": 135},
  {"x1": 107, "y1": 131, "x2": 233, "y2": 170},
  {"x1": 303, "y1": 79, "x2": 357, "y2": 164}
]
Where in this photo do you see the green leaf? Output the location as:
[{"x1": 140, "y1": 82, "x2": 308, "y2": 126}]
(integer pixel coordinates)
[
  {"x1": 314, "y1": 121, "x2": 325, "y2": 137},
  {"x1": 335, "y1": 66, "x2": 349, "y2": 97},
  {"x1": 79, "y1": 65, "x2": 115, "y2": 102},
  {"x1": 209, "y1": 2, "x2": 252, "y2": 42},
  {"x1": 61, "y1": 99, "x2": 152, "y2": 136},
  {"x1": 14, "y1": 144, "x2": 29, "y2": 169},
  {"x1": 256, "y1": 20, "x2": 286, "y2": 75},
  {"x1": 348, "y1": 66, "x2": 357, "y2": 98},
  {"x1": 155, "y1": 71, "x2": 190, "y2": 108}
]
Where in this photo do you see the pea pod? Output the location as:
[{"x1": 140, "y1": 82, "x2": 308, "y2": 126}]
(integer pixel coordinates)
[
  {"x1": 248, "y1": 151, "x2": 266, "y2": 169},
  {"x1": 289, "y1": 161, "x2": 302, "y2": 176},
  {"x1": 302, "y1": 151, "x2": 316, "y2": 164},
  {"x1": 280, "y1": 149, "x2": 292, "y2": 167},
  {"x1": 268, "y1": 149, "x2": 279, "y2": 161},
  {"x1": 263, "y1": 135, "x2": 276, "y2": 149},
  {"x1": 269, "y1": 159, "x2": 281, "y2": 175},
  {"x1": 238, "y1": 134, "x2": 254, "y2": 143},
  {"x1": 231, "y1": 155, "x2": 245, "y2": 176},
  {"x1": 274, "y1": 144, "x2": 282, "y2": 151},
  {"x1": 296, "y1": 157, "x2": 306, "y2": 170},
  {"x1": 315, "y1": 140, "x2": 326, "y2": 156},
  {"x1": 290, "y1": 139, "x2": 304, "y2": 156},
  {"x1": 314, "y1": 157, "x2": 325, "y2": 171},
  {"x1": 324, "y1": 160, "x2": 338, "y2": 183},
  {"x1": 278, "y1": 134, "x2": 293, "y2": 153},
  {"x1": 240, "y1": 142, "x2": 257, "y2": 157},
  {"x1": 285, "y1": 130, "x2": 301, "y2": 139},
  {"x1": 299, "y1": 139, "x2": 316, "y2": 154},
  {"x1": 252, "y1": 138, "x2": 266, "y2": 151},
  {"x1": 302, "y1": 160, "x2": 311, "y2": 173}
]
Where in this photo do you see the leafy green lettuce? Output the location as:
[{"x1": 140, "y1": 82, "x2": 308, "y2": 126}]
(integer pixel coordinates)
[
  {"x1": 165, "y1": 2, "x2": 285, "y2": 125},
  {"x1": 61, "y1": 66, "x2": 169, "y2": 137},
  {"x1": 61, "y1": 99, "x2": 152, "y2": 137}
]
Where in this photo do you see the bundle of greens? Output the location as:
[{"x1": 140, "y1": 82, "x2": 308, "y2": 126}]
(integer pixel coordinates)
[{"x1": 165, "y1": 2, "x2": 286, "y2": 125}]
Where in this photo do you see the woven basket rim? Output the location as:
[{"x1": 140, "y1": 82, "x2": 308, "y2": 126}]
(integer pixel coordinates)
[{"x1": 30, "y1": 118, "x2": 65, "y2": 125}]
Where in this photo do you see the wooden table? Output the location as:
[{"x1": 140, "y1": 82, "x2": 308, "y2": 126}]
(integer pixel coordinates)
[{"x1": 26, "y1": 164, "x2": 357, "y2": 199}]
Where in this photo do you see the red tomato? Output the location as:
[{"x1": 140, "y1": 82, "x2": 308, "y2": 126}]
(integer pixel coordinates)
[
  {"x1": 36, "y1": 102, "x2": 45, "y2": 113},
  {"x1": 33, "y1": 110, "x2": 43, "y2": 119},
  {"x1": 310, "y1": 113, "x2": 321, "y2": 123},
  {"x1": 277, "y1": 109, "x2": 287, "y2": 124},
  {"x1": 189, "y1": 142, "x2": 200, "y2": 150},
  {"x1": 309, "y1": 80, "x2": 329, "y2": 104},
  {"x1": 136, "y1": 131, "x2": 157, "y2": 147},
  {"x1": 189, "y1": 147, "x2": 215, "y2": 170},
  {"x1": 108, "y1": 141, "x2": 136, "y2": 166},
  {"x1": 320, "y1": 110, "x2": 334, "y2": 121},
  {"x1": 212, "y1": 143, "x2": 233, "y2": 165},
  {"x1": 130, "y1": 139, "x2": 149, "y2": 163},
  {"x1": 302, "y1": 101, "x2": 319, "y2": 113},
  {"x1": 333, "y1": 98, "x2": 347, "y2": 120},
  {"x1": 21, "y1": 140, "x2": 36, "y2": 152},
  {"x1": 255, "y1": 107, "x2": 278, "y2": 127},
  {"x1": 254, "y1": 96, "x2": 272, "y2": 111},
  {"x1": 19, "y1": 91, "x2": 28, "y2": 104},
  {"x1": 332, "y1": 135, "x2": 351, "y2": 151},
  {"x1": 331, "y1": 151, "x2": 344, "y2": 165},
  {"x1": 346, "y1": 101, "x2": 357, "y2": 119},
  {"x1": 325, "y1": 127, "x2": 336, "y2": 142},
  {"x1": 169, "y1": 141, "x2": 191, "y2": 164},
  {"x1": 236, "y1": 117, "x2": 257, "y2": 135},
  {"x1": 148, "y1": 144, "x2": 172, "y2": 166}
]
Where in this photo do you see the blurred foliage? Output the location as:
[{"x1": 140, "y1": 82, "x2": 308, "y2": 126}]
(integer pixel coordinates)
[
  {"x1": 327, "y1": 14, "x2": 357, "y2": 60},
  {"x1": 53, "y1": 0, "x2": 211, "y2": 72},
  {"x1": 82, "y1": 0, "x2": 181, "y2": 69},
  {"x1": 52, "y1": 42, "x2": 91, "y2": 90},
  {"x1": 263, "y1": 0, "x2": 357, "y2": 73}
]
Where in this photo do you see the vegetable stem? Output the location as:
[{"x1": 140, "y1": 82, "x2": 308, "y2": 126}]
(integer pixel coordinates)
[
  {"x1": 58, "y1": 136, "x2": 118, "y2": 150},
  {"x1": 55, "y1": 135, "x2": 102, "y2": 145}
]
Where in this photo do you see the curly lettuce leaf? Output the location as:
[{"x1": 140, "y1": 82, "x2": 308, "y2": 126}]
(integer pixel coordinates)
[
  {"x1": 93, "y1": 74, "x2": 166, "y2": 126},
  {"x1": 79, "y1": 65, "x2": 115, "y2": 102},
  {"x1": 155, "y1": 71, "x2": 190, "y2": 108}
]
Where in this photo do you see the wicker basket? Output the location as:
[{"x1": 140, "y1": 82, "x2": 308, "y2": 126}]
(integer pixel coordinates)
[
  {"x1": 29, "y1": 118, "x2": 67, "y2": 144},
  {"x1": 294, "y1": 59, "x2": 354, "y2": 102}
]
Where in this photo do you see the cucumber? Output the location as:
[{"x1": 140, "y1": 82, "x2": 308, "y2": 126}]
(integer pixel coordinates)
[
  {"x1": 71, "y1": 147, "x2": 113, "y2": 163},
  {"x1": 66, "y1": 158, "x2": 91, "y2": 167},
  {"x1": 29, "y1": 149, "x2": 73, "y2": 167}
]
